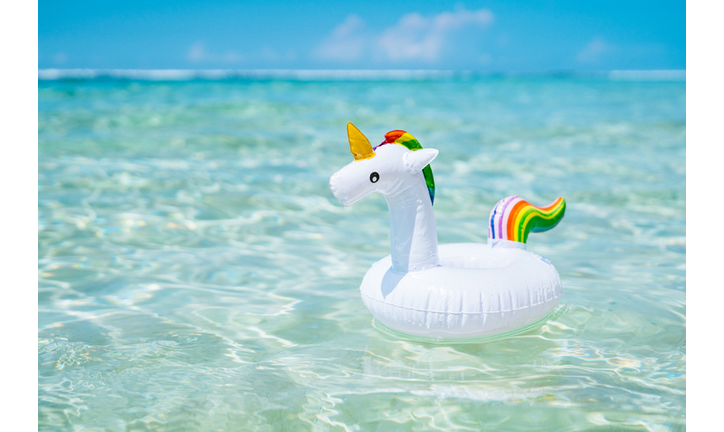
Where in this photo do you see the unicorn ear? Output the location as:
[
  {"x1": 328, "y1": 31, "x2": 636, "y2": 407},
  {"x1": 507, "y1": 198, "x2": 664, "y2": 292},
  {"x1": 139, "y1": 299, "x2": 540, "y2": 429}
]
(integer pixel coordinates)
[
  {"x1": 404, "y1": 148, "x2": 438, "y2": 174},
  {"x1": 347, "y1": 122, "x2": 375, "y2": 161}
]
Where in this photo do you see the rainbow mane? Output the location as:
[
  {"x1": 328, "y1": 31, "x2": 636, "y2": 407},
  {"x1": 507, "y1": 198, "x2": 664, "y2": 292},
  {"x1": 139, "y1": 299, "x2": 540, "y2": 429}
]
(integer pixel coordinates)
[
  {"x1": 488, "y1": 196, "x2": 566, "y2": 244},
  {"x1": 379, "y1": 130, "x2": 436, "y2": 205}
]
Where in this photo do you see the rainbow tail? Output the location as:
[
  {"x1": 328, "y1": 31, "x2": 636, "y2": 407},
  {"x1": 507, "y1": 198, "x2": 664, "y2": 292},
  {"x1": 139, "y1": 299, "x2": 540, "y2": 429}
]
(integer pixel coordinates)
[{"x1": 488, "y1": 196, "x2": 566, "y2": 246}]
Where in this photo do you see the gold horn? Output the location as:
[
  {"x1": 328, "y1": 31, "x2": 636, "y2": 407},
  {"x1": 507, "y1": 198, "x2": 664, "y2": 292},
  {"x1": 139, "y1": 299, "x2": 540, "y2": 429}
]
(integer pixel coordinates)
[{"x1": 347, "y1": 122, "x2": 375, "y2": 161}]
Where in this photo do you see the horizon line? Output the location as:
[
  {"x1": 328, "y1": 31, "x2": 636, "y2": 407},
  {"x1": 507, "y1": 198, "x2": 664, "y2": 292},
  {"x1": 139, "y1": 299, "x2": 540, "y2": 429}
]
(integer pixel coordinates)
[{"x1": 38, "y1": 68, "x2": 687, "y2": 82}]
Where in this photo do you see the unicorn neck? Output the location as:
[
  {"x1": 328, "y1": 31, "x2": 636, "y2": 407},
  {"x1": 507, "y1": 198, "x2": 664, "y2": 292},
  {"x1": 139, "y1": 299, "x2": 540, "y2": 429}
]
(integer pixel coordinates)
[{"x1": 385, "y1": 179, "x2": 439, "y2": 273}]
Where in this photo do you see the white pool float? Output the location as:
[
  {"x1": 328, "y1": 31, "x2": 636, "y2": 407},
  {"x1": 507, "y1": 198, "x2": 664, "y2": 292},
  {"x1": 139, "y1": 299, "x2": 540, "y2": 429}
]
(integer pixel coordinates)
[{"x1": 330, "y1": 123, "x2": 567, "y2": 339}]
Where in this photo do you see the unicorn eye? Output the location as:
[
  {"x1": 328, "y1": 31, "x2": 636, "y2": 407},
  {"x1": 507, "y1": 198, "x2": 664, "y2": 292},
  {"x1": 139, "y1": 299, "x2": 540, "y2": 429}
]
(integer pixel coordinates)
[{"x1": 370, "y1": 172, "x2": 379, "y2": 183}]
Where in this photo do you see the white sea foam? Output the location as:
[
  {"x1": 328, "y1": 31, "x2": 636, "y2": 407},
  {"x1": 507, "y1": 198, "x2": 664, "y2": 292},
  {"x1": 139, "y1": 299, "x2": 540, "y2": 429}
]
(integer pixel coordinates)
[
  {"x1": 38, "y1": 68, "x2": 686, "y2": 81},
  {"x1": 38, "y1": 68, "x2": 463, "y2": 81},
  {"x1": 608, "y1": 69, "x2": 686, "y2": 81}
]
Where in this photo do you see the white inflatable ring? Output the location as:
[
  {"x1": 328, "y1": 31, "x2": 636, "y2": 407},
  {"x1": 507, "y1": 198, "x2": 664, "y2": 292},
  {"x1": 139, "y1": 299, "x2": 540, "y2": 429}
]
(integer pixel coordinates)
[
  {"x1": 360, "y1": 243, "x2": 562, "y2": 339},
  {"x1": 330, "y1": 124, "x2": 566, "y2": 339}
]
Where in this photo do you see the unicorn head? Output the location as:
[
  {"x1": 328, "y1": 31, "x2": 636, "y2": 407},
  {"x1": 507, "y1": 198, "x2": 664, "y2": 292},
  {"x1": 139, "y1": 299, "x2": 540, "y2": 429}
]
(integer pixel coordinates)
[
  {"x1": 330, "y1": 123, "x2": 440, "y2": 272},
  {"x1": 330, "y1": 123, "x2": 439, "y2": 207}
]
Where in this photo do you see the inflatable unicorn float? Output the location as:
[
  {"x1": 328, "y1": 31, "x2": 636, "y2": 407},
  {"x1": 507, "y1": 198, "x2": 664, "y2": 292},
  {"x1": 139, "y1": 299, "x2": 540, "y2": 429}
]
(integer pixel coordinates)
[{"x1": 330, "y1": 123, "x2": 567, "y2": 339}]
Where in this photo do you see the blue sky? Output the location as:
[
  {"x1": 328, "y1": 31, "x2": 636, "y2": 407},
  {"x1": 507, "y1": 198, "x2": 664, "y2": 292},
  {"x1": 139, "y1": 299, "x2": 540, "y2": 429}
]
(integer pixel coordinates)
[{"x1": 38, "y1": 0, "x2": 685, "y2": 71}]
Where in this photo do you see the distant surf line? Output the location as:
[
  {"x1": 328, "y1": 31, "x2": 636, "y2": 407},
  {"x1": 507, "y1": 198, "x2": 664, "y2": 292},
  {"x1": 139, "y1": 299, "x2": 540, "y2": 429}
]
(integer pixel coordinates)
[{"x1": 38, "y1": 69, "x2": 686, "y2": 82}]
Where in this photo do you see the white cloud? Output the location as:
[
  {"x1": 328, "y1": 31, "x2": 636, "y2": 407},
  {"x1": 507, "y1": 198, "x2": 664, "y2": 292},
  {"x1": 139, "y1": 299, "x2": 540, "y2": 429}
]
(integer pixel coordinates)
[
  {"x1": 377, "y1": 9, "x2": 493, "y2": 62},
  {"x1": 223, "y1": 51, "x2": 243, "y2": 63},
  {"x1": 259, "y1": 46, "x2": 297, "y2": 62},
  {"x1": 187, "y1": 42, "x2": 207, "y2": 62},
  {"x1": 187, "y1": 41, "x2": 244, "y2": 64},
  {"x1": 577, "y1": 37, "x2": 614, "y2": 64},
  {"x1": 314, "y1": 15, "x2": 368, "y2": 62},
  {"x1": 314, "y1": 8, "x2": 494, "y2": 64},
  {"x1": 52, "y1": 53, "x2": 68, "y2": 65}
]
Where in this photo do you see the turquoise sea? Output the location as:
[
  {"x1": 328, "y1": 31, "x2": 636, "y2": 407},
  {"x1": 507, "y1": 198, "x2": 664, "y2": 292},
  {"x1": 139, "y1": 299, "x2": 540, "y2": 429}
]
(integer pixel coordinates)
[{"x1": 38, "y1": 73, "x2": 686, "y2": 431}]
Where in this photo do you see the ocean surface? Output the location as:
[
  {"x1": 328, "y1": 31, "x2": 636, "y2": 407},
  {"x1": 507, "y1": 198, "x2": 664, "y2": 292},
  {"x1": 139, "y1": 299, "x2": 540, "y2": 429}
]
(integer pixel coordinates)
[{"x1": 38, "y1": 73, "x2": 686, "y2": 431}]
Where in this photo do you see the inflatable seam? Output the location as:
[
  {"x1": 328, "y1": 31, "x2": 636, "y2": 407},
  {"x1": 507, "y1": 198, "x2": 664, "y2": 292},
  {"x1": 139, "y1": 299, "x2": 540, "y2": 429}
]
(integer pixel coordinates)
[{"x1": 361, "y1": 291, "x2": 560, "y2": 315}]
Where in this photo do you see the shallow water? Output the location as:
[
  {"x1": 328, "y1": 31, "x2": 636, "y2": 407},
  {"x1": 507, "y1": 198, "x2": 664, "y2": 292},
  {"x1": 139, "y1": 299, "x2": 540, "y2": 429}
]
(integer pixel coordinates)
[{"x1": 39, "y1": 76, "x2": 685, "y2": 431}]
